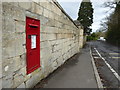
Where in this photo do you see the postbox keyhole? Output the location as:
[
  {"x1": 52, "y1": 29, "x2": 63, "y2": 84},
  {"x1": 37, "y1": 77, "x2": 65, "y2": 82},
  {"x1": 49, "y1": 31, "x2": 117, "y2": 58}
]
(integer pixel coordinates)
[{"x1": 28, "y1": 35, "x2": 31, "y2": 39}]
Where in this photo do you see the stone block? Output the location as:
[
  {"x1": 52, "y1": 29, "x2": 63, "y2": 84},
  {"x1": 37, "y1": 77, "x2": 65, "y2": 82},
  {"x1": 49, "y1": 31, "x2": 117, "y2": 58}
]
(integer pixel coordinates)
[
  {"x1": 2, "y1": 58, "x2": 14, "y2": 77},
  {"x1": 40, "y1": 33, "x2": 56, "y2": 41},
  {"x1": 56, "y1": 34, "x2": 62, "y2": 39},
  {"x1": 40, "y1": 47, "x2": 52, "y2": 60},
  {"x1": 46, "y1": 33, "x2": 56, "y2": 41},
  {"x1": 41, "y1": 26, "x2": 56, "y2": 33},
  {"x1": 14, "y1": 6, "x2": 26, "y2": 21},
  {"x1": 2, "y1": 77, "x2": 13, "y2": 88},
  {"x1": 51, "y1": 51, "x2": 61, "y2": 62},
  {"x1": 18, "y1": 2, "x2": 32, "y2": 10},
  {"x1": 56, "y1": 8, "x2": 62, "y2": 16},
  {"x1": 25, "y1": 70, "x2": 42, "y2": 88},
  {"x1": 2, "y1": 3, "x2": 15, "y2": 18},
  {"x1": 2, "y1": 2, "x2": 18, "y2": 7},
  {"x1": 40, "y1": 16, "x2": 49, "y2": 25},
  {"x1": 40, "y1": 0, "x2": 52, "y2": 6},
  {"x1": 32, "y1": 0, "x2": 40, "y2": 3},
  {"x1": 53, "y1": 44, "x2": 62, "y2": 52},
  {"x1": 40, "y1": 41, "x2": 51, "y2": 49},
  {"x1": 55, "y1": 39, "x2": 63, "y2": 45},
  {"x1": 40, "y1": 33, "x2": 47, "y2": 41},
  {"x1": 19, "y1": 67, "x2": 26, "y2": 76},
  {"x1": 51, "y1": 60, "x2": 57, "y2": 70},
  {"x1": 2, "y1": 58, "x2": 15, "y2": 76},
  {"x1": 43, "y1": 66, "x2": 52, "y2": 79},
  {"x1": 15, "y1": 21, "x2": 25, "y2": 33},
  {"x1": 46, "y1": 19, "x2": 55, "y2": 27},
  {"x1": 39, "y1": 2, "x2": 47, "y2": 8},
  {"x1": 24, "y1": 74, "x2": 31, "y2": 82},
  {"x1": 10, "y1": 2, "x2": 19, "y2": 7},
  {"x1": 2, "y1": 17, "x2": 23, "y2": 55},
  {"x1": 54, "y1": 14, "x2": 59, "y2": 21},
  {"x1": 43, "y1": 8, "x2": 49, "y2": 18},
  {"x1": 20, "y1": 54, "x2": 26, "y2": 68},
  {"x1": 0, "y1": 79, "x2": 2, "y2": 90},
  {"x1": 25, "y1": 11, "x2": 40, "y2": 20},
  {"x1": 17, "y1": 82, "x2": 25, "y2": 88},
  {"x1": 2, "y1": 16, "x2": 15, "y2": 37},
  {"x1": 61, "y1": 48, "x2": 66, "y2": 55},
  {"x1": 13, "y1": 73, "x2": 24, "y2": 88},
  {"x1": 57, "y1": 56, "x2": 64, "y2": 66},
  {"x1": 49, "y1": 40, "x2": 57, "y2": 46},
  {"x1": 2, "y1": 56, "x2": 25, "y2": 79},
  {"x1": 0, "y1": 60, "x2": 2, "y2": 78},
  {"x1": 48, "y1": 11, "x2": 54, "y2": 20},
  {"x1": 36, "y1": 5, "x2": 43, "y2": 15},
  {"x1": 14, "y1": 56, "x2": 22, "y2": 72},
  {"x1": 62, "y1": 53, "x2": 67, "y2": 61},
  {"x1": 15, "y1": 33, "x2": 26, "y2": 56},
  {"x1": 55, "y1": 21, "x2": 62, "y2": 28},
  {"x1": 44, "y1": 1, "x2": 52, "y2": 11},
  {"x1": 31, "y1": 2, "x2": 43, "y2": 15},
  {"x1": 52, "y1": 4, "x2": 58, "y2": 14},
  {"x1": 42, "y1": 57, "x2": 52, "y2": 69}
]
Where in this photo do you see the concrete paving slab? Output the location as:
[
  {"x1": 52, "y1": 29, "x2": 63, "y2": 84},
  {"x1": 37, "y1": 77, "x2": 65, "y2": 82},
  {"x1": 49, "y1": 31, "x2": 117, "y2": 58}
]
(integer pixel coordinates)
[{"x1": 35, "y1": 45, "x2": 98, "y2": 88}]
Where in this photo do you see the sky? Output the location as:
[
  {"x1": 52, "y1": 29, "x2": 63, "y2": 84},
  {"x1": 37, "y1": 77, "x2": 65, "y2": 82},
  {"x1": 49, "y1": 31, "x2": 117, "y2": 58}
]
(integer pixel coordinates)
[{"x1": 57, "y1": 0, "x2": 115, "y2": 32}]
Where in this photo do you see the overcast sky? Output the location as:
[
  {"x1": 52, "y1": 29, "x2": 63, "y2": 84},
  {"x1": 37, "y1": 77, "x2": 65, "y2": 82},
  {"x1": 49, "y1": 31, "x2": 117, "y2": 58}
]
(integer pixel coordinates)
[{"x1": 57, "y1": 0, "x2": 114, "y2": 32}]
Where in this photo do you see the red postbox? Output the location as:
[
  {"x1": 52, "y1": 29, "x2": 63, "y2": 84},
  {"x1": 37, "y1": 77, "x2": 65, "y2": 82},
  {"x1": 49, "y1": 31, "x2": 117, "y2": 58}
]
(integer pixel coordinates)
[{"x1": 26, "y1": 17, "x2": 40, "y2": 74}]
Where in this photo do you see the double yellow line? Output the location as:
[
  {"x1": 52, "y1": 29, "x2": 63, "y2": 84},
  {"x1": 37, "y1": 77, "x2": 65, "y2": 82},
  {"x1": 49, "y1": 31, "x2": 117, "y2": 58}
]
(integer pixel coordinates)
[{"x1": 109, "y1": 53, "x2": 120, "y2": 59}]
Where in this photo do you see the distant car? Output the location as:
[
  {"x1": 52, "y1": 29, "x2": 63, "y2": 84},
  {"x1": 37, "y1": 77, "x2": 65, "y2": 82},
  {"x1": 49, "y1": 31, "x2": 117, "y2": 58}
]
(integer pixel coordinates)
[
  {"x1": 98, "y1": 37, "x2": 106, "y2": 41},
  {"x1": 102, "y1": 39, "x2": 106, "y2": 41}
]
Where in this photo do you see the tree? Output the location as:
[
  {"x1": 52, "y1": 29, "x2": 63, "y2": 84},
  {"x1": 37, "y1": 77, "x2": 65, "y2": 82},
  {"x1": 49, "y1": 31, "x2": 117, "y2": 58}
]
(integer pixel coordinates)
[
  {"x1": 77, "y1": 0, "x2": 94, "y2": 35},
  {"x1": 105, "y1": 1, "x2": 120, "y2": 46}
]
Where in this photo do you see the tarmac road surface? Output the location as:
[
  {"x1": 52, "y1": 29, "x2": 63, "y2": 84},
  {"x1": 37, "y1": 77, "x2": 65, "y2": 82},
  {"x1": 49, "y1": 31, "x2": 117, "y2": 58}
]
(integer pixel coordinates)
[{"x1": 89, "y1": 41, "x2": 120, "y2": 88}]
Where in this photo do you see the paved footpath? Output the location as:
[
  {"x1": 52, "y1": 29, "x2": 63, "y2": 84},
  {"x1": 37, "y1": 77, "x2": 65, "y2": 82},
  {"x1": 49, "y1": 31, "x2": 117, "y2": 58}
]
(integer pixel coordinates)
[{"x1": 35, "y1": 44, "x2": 98, "y2": 88}]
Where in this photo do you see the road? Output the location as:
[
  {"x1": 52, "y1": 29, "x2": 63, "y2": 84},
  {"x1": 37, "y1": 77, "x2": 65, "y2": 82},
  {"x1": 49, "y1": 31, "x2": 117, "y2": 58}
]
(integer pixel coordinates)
[{"x1": 89, "y1": 41, "x2": 120, "y2": 88}]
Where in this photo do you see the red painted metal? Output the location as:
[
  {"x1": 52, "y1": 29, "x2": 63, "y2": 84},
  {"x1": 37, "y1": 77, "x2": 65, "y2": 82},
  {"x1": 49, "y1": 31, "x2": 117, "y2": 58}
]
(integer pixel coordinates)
[{"x1": 26, "y1": 17, "x2": 40, "y2": 74}]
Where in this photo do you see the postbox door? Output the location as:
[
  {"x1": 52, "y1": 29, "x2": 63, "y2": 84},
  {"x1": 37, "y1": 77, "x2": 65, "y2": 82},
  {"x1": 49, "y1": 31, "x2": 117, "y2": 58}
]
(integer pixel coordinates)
[{"x1": 26, "y1": 17, "x2": 40, "y2": 74}]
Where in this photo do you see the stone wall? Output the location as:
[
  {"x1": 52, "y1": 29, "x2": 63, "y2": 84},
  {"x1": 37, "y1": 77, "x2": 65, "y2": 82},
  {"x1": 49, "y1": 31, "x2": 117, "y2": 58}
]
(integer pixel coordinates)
[
  {"x1": 2, "y1": 0, "x2": 84, "y2": 88},
  {"x1": 78, "y1": 26, "x2": 84, "y2": 49},
  {"x1": 0, "y1": 1, "x2": 2, "y2": 89}
]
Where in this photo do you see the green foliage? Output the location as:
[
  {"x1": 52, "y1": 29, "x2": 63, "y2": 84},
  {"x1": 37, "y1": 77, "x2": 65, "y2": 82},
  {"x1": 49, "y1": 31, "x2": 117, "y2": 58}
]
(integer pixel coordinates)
[
  {"x1": 77, "y1": 0, "x2": 94, "y2": 35},
  {"x1": 105, "y1": 1, "x2": 120, "y2": 46},
  {"x1": 87, "y1": 33, "x2": 98, "y2": 41},
  {"x1": 95, "y1": 31, "x2": 106, "y2": 38}
]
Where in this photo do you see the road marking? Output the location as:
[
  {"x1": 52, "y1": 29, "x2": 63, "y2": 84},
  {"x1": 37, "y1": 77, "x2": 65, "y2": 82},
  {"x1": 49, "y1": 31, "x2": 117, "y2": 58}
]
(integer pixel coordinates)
[
  {"x1": 93, "y1": 56, "x2": 100, "y2": 59},
  {"x1": 110, "y1": 57, "x2": 120, "y2": 59},
  {"x1": 94, "y1": 48, "x2": 120, "y2": 81},
  {"x1": 90, "y1": 49, "x2": 104, "y2": 89},
  {"x1": 109, "y1": 53, "x2": 120, "y2": 55}
]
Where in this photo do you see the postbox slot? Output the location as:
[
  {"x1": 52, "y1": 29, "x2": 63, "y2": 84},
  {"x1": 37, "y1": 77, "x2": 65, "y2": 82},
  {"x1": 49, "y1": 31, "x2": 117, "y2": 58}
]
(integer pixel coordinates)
[{"x1": 29, "y1": 24, "x2": 38, "y2": 28}]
